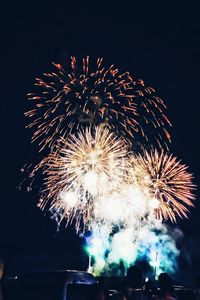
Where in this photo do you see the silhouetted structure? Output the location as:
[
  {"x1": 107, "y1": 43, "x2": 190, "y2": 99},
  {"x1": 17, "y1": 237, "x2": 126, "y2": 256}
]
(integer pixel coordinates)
[
  {"x1": 156, "y1": 272, "x2": 177, "y2": 300},
  {"x1": 123, "y1": 265, "x2": 144, "y2": 300}
]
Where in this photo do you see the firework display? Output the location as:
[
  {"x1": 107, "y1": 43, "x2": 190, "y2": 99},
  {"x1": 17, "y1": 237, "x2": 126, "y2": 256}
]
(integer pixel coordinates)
[
  {"x1": 25, "y1": 56, "x2": 171, "y2": 151},
  {"x1": 37, "y1": 140, "x2": 195, "y2": 229},
  {"x1": 24, "y1": 56, "x2": 196, "y2": 277}
]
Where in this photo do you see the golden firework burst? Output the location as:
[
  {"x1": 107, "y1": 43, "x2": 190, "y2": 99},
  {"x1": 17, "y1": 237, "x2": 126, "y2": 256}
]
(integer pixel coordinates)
[
  {"x1": 136, "y1": 149, "x2": 196, "y2": 222},
  {"x1": 37, "y1": 126, "x2": 129, "y2": 230}
]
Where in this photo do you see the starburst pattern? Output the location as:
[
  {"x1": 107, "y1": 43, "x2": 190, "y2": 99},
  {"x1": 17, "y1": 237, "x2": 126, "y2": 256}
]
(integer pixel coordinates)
[
  {"x1": 25, "y1": 56, "x2": 171, "y2": 151},
  {"x1": 136, "y1": 150, "x2": 196, "y2": 221},
  {"x1": 37, "y1": 126, "x2": 128, "y2": 230}
]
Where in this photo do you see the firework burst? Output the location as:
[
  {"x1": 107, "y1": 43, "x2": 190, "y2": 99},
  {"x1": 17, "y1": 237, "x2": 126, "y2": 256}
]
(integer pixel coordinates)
[
  {"x1": 25, "y1": 56, "x2": 171, "y2": 151},
  {"x1": 37, "y1": 126, "x2": 128, "y2": 230},
  {"x1": 135, "y1": 149, "x2": 196, "y2": 222},
  {"x1": 21, "y1": 55, "x2": 197, "y2": 278}
]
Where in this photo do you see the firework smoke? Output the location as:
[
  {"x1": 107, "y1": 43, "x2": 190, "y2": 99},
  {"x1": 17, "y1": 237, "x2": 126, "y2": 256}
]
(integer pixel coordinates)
[
  {"x1": 83, "y1": 148, "x2": 195, "y2": 276},
  {"x1": 86, "y1": 220, "x2": 180, "y2": 278}
]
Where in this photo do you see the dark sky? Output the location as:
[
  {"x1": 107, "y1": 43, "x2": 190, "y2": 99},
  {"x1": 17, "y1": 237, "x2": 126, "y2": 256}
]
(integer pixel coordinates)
[{"x1": 1, "y1": 6, "x2": 200, "y2": 275}]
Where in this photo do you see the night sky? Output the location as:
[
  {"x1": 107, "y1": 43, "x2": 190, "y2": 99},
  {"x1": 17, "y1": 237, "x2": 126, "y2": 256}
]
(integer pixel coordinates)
[{"x1": 1, "y1": 7, "x2": 200, "y2": 279}]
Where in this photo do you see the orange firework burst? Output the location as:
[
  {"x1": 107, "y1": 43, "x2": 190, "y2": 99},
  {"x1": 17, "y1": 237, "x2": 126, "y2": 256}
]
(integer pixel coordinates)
[
  {"x1": 136, "y1": 149, "x2": 196, "y2": 222},
  {"x1": 25, "y1": 56, "x2": 171, "y2": 151}
]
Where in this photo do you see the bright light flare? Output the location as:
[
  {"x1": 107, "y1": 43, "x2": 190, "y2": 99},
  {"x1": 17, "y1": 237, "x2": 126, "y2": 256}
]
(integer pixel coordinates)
[
  {"x1": 60, "y1": 191, "x2": 78, "y2": 208},
  {"x1": 37, "y1": 126, "x2": 129, "y2": 231}
]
